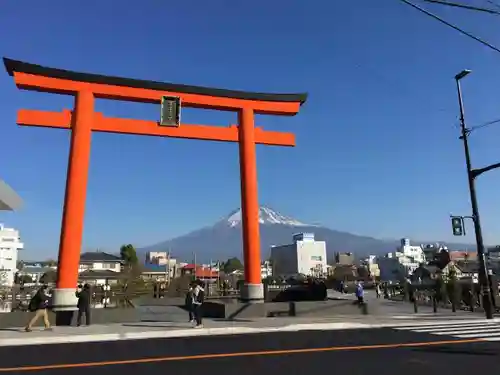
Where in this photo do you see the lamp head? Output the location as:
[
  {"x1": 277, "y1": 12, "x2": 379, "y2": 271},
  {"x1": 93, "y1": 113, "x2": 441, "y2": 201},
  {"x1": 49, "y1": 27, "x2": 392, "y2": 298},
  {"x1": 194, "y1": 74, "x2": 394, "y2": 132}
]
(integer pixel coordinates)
[{"x1": 455, "y1": 70, "x2": 471, "y2": 81}]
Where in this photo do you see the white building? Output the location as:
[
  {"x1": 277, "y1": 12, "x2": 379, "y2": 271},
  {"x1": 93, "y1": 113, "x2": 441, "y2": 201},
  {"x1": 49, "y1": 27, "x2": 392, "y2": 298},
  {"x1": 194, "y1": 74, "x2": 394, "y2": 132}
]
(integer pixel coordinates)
[
  {"x1": 76, "y1": 252, "x2": 123, "y2": 286},
  {"x1": 146, "y1": 251, "x2": 169, "y2": 265},
  {"x1": 78, "y1": 252, "x2": 122, "y2": 273},
  {"x1": 361, "y1": 255, "x2": 381, "y2": 279},
  {"x1": 0, "y1": 224, "x2": 24, "y2": 287},
  {"x1": 377, "y1": 238, "x2": 426, "y2": 281},
  {"x1": 271, "y1": 233, "x2": 327, "y2": 277},
  {"x1": 261, "y1": 261, "x2": 273, "y2": 279},
  {"x1": 399, "y1": 238, "x2": 426, "y2": 264}
]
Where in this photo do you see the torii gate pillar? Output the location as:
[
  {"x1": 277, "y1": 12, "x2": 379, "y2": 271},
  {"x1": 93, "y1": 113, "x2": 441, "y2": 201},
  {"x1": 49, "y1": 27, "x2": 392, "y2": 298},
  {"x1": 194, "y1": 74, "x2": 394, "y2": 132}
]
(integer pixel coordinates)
[{"x1": 238, "y1": 107, "x2": 263, "y2": 300}]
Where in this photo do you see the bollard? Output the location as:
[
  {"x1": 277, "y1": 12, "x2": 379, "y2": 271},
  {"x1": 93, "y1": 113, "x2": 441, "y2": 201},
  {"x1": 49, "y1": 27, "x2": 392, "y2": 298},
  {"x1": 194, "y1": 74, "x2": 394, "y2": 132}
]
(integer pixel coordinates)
[
  {"x1": 361, "y1": 302, "x2": 368, "y2": 315},
  {"x1": 433, "y1": 296, "x2": 437, "y2": 313},
  {"x1": 451, "y1": 298, "x2": 456, "y2": 313},
  {"x1": 413, "y1": 297, "x2": 418, "y2": 313},
  {"x1": 288, "y1": 301, "x2": 296, "y2": 317}
]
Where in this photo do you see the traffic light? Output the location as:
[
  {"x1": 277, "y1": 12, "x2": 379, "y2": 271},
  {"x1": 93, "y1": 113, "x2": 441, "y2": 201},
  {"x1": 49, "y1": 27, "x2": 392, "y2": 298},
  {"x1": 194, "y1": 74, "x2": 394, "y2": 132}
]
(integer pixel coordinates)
[{"x1": 451, "y1": 216, "x2": 464, "y2": 236}]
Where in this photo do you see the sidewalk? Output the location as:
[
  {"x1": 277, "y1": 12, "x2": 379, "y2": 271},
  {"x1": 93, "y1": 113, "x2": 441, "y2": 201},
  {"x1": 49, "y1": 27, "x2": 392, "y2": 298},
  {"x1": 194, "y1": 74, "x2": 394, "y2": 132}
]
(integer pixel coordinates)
[
  {"x1": 0, "y1": 319, "x2": 367, "y2": 347},
  {"x1": 1, "y1": 314, "x2": 496, "y2": 347},
  {"x1": 0, "y1": 290, "x2": 492, "y2": 347},
  {"x1": 328, "y1": 289, "x2": 489, "y2": 318}
]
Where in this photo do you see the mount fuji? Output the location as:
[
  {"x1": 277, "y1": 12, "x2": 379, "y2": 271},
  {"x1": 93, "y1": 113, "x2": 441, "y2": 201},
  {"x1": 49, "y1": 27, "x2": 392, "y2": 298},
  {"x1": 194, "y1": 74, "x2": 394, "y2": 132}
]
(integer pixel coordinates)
[
  {"x1": 138, "y1": 207, "x2": 405, "y2": 263},
  {"x1": 225, "y1": 206, "x2": 317, "y2": 228}
]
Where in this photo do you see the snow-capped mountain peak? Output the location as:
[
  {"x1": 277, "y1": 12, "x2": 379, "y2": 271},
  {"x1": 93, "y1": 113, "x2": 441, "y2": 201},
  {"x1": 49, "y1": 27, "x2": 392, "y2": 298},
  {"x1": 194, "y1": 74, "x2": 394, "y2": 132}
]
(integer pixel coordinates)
[{"x1": 225, "y1": 206, "x2": 314, "y2": 227}]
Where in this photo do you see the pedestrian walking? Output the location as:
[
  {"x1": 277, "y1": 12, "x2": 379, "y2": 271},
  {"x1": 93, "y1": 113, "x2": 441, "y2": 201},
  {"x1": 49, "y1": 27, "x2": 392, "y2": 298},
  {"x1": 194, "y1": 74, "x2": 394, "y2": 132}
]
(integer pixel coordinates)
[
  {"x1": 185, "y1": 284, "x2": 195, "y2": 322},
  {"x1": 76, "y1": 283, "x2": 91, "y2": 326},
  {"x1": 192, "y1": 280, "x2": 205, "y2": 328},
  {"x1": 375, "y1": 283, "x2": 381, "y2": 299},
  {"x1": 355, "y1": 281, "x2": 364, "y2": 304},
  {"x1": 25, "y1": 285, "x2": 52, "y2": 332}
]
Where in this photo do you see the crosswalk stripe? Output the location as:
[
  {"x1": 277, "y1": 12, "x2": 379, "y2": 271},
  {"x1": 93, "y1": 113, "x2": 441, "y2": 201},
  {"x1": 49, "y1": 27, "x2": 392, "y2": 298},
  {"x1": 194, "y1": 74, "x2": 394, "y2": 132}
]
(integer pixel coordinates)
[
  {"x1": 393, "y1": 320, "x2": 499, "y2": 329},
  {"x1": 391, "y1": 320, "x2": 500, "y2": 342},
  {"x1": 456, "y1": 331, "x2": 500, "y2": 338},
  {"x1": 411, "y1": 324, "x2": 499, "y2": 333},
  {"x1": 433, "y1": 328, "x2": 500, "y2": 335}
]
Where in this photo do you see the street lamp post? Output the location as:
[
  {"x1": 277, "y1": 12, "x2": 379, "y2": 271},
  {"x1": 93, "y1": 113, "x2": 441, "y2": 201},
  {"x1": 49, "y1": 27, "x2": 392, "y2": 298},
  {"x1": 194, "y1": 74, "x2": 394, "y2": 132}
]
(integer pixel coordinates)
[{"x1": 455, "y1": 69, "x2": 494, "y2": 319}]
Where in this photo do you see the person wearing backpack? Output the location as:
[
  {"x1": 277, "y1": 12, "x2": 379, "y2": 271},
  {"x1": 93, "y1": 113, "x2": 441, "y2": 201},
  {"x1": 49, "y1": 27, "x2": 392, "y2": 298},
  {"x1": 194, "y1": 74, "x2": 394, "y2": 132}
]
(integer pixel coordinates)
[
  {"x1": 25, "y1": 285, "x2": 52, "y2": 332},
  {"x1": 192, "y1": 280, "x2": 205, "y2": 328}
]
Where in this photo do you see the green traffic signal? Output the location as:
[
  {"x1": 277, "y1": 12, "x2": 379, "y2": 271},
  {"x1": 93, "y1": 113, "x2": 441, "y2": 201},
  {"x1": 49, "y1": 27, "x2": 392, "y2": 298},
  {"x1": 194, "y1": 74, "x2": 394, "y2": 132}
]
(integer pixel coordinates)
[{"x1": 451, "y1": 217, "x2": 464, "y2": 236}]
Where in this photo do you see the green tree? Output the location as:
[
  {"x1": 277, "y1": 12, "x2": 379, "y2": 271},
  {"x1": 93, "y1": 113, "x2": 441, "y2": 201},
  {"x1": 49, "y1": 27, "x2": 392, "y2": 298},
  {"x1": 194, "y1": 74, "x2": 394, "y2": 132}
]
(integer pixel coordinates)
[
  {"x1": 121, "y1": 263, "x2": 145, "y2": 291},
  {"x1": 222, "y1": 257, "x2": 243, "y2": 274},
  {"x1": 434, "y1": 274, "x2": 447, "y2": 303},
  {"x1": 40, "y1": 270, "x2": 57, "y2": 284},
  {"x1": 120, "y1": 244, "x2": 139, "y2": 268},
  {"x1": 18, "y1": 274, "x2": 34, "y2": 284},
  {"x1": 437, "y1": 250, "x2": 451, "y2": 269},
  {"x1": 43, "y1": 259, "x2": 57, "y2": 267},
  {"x1": 119, "y1": 244, "x2": 143, "y2": 296},
  {"x1": 446, "y1": 266, "x2": 460, "y2": 306}
]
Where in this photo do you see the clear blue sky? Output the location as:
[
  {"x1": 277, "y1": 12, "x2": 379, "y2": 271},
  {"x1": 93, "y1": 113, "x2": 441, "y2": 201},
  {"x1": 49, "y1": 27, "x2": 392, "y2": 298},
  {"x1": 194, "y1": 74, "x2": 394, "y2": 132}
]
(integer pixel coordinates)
[{"x1": 2, "y1": 0, "x2": 500, "y2": 260}]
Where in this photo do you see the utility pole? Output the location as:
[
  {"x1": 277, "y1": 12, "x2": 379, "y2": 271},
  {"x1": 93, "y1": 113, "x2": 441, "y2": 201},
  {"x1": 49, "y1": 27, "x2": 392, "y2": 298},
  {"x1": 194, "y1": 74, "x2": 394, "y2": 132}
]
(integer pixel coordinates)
[
  {"x1": 165, "y1": 250, "x2": 171, "y2": 286},
  {"x1": 455, "y1": 70, "x2": 494, "y2": 319},
  {"x1": 209, "y1": 259, "x2": 213, "y2": 296},
  {"x1": 193, "y1": 252, "x2": 197, "y2": 281},
  {"x1": 217, "y1": 260, "x2": 221, "y2": 289}
]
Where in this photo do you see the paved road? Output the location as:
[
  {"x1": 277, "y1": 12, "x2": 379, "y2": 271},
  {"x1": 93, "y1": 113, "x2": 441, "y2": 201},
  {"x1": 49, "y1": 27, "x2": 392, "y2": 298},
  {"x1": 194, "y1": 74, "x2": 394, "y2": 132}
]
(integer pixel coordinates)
[{"x1": 0, "y1": 327, "x2": 498, "y2": 374}]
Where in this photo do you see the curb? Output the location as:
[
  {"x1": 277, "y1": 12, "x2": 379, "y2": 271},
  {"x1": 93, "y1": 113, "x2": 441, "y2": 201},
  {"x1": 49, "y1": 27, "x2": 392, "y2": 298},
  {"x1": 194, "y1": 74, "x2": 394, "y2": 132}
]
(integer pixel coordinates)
[{"x1": 0, "y1": 322, "x2": 372, "y2": 347}]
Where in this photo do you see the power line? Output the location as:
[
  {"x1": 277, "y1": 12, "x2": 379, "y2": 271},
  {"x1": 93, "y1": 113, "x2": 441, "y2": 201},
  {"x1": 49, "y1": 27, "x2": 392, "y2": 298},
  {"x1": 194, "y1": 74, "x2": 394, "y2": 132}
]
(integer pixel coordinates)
[
  {"x1": 399, "y1": 0, "x2": 500, "y2": 54},
  {"x1": 422, "y1": 0, "x2": 500, "y2": 15},
  {"x1": 487, "y1": 1, "x2": 500, "y2": 10}
]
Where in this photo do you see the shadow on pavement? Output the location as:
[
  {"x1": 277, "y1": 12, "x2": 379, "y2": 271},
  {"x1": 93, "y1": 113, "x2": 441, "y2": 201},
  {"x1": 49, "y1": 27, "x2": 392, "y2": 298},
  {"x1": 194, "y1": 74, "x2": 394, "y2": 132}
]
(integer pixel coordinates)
[
  {"x1": 0, "y1": 328, "x2": 24, "y2": 332},
  {"x1": 412, "y1": 346, "x2": 498, "y2": 356},
  {"x1": 122, "y1": 323, "x2": 189, "y2": 329},
  {"x1": 211, "y1": 318, "x2": 254, "y2": 322}
]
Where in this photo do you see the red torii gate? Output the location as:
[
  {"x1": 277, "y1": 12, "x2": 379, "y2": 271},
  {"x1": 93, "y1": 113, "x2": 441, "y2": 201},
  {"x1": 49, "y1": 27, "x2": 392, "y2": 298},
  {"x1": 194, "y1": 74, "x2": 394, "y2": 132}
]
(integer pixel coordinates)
[{"x1": 3, "y1": 58, "x2": 307, "y2": 321}]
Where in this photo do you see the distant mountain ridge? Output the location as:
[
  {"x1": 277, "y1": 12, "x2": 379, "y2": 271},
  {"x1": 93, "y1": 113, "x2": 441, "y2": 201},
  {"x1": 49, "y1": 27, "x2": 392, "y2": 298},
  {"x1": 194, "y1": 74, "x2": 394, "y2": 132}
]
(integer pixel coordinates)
[{"x1": 138, "y1": 207, "x2": 475, "y2": 263}]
